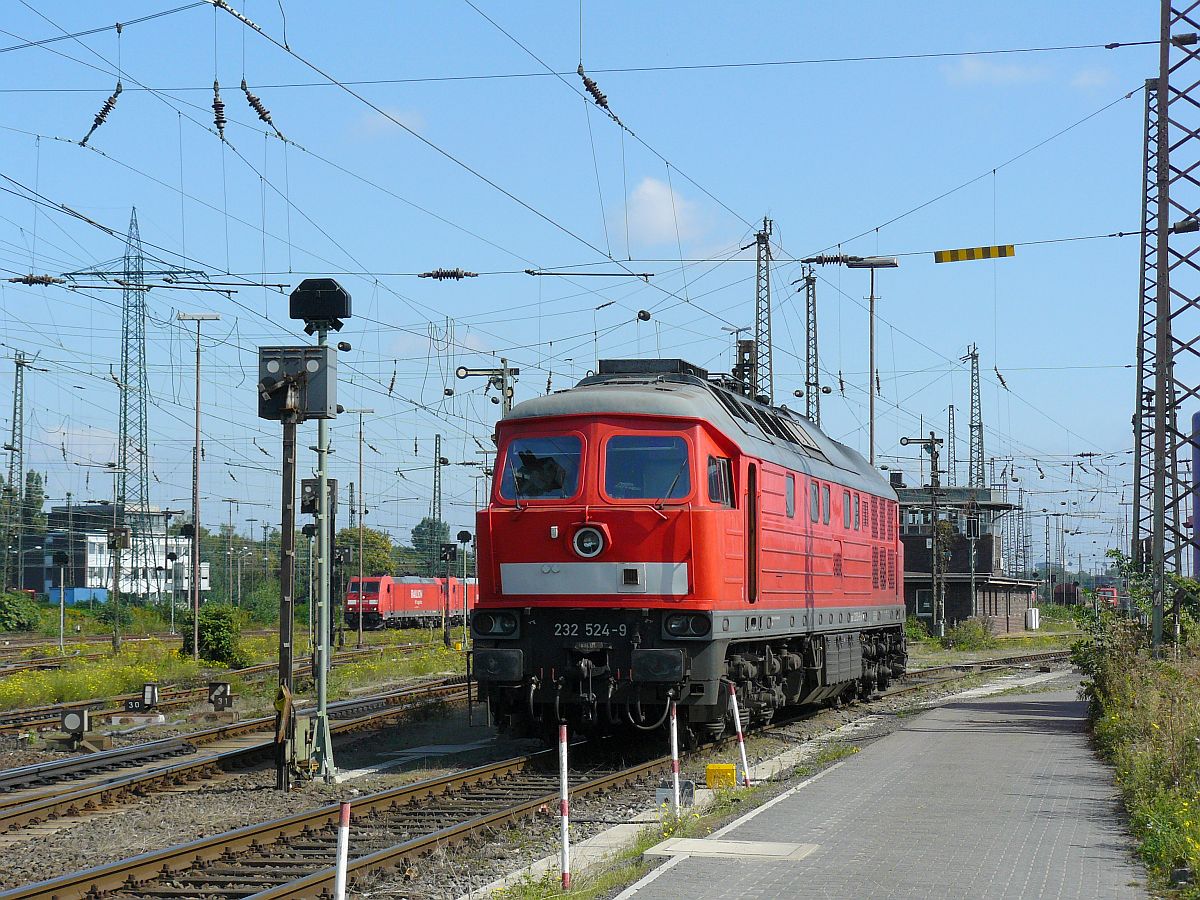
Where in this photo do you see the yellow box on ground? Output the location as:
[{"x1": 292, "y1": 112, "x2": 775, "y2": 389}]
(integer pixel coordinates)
[{"x1": 707, "y1": 763, "x2": 737, "y2": 789}]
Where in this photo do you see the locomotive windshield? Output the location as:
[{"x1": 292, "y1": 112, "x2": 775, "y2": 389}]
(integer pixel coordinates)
[
  {"x1": 351, "y1": 580, "x2": 381, "y2": 593},
  {"x1": 605, "y1": 435, "x2": 691, "y2": 500},
  {"x1": 499, "y1": 436, "x2": 582, "y2": 499}
]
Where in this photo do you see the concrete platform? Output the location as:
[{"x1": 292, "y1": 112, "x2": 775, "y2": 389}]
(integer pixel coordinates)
[{"x1": 619, "y1": 682, "x2": 1148, "y2": 900}]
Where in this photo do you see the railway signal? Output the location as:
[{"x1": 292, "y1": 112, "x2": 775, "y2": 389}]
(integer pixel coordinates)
[{"x1": 456, "y1": 360, "x2": 518, "y2": 413}]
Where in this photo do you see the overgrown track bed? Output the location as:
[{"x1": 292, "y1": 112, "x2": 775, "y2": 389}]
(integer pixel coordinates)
[
  {"x1": 903, "y1": 648, "x2": 1071, "y2": 681},
  {"x1": 0, "y1": 644, "x2": 423, "y2": 733},
  {"x1": 2, "y1": 650, "x2": 1076, "y2": 899},
  {"x1": 0, "y1": 678, "x2": 468, "y2": 833}
]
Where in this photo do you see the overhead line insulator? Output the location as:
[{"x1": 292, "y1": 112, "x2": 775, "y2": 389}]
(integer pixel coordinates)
[
  {"x1": 418, "y1": 268, "x2": 478, "y2": 281},
  {"x1": 80, "y1": 81, "x2": 122, "y2": 147},
  {"x1": 213, "y1": 80, "x2": 227, "y2": 141},
  {"x1": 7, "y1": 274, "x2": 65, "y2": 286},
  {"x1": 577, "y1": 64, "x2": 613, "y2": 114},
  {"x1": 241, "y1": 79, "x2": 284, "y2": 140}
]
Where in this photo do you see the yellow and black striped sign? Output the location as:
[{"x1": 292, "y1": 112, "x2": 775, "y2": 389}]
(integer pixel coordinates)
[{"x1": 933, "y1": 244, "x2": 1015, "y2": 264}]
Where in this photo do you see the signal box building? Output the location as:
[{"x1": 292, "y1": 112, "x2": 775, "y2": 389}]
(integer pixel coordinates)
[{"x1": 894, "y1": 478, "x2": 1039, "y2": 633}]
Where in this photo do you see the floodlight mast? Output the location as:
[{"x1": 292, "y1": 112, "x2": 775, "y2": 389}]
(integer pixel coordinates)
[
  {"x1": 177, "y1": 312, "x2": 220, "y2": 663},
  {"x1": 801, "y1": 255, "x2": 899, "y2": 467}
]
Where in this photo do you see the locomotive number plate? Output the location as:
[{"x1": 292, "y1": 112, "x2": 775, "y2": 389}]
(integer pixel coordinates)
[{"x1": 553, "y1": 622, "x2": 628, "y2": 638}]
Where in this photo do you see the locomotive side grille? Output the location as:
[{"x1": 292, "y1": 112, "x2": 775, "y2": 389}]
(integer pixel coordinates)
[
  {"x1": 886, "y1": 548, "x2": 896, "y2": 589},
  {"x1": 833, "y1": 552, "x2": 843, "y2": 577},
  {"x1": 871, "y1": 546, "x2": 879, "y2": 589}
]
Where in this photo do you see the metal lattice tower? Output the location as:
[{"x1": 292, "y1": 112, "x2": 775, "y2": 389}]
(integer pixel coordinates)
[
  {"x1": 802, "y1": 265, "x2": 820, "y2": 425},
  {"x1": 962, "y1": 345, "x2": 985, "y2": 488},
  {"x1": 430, "y1": 434, "x2": 442, "y2": 578},
  {"x1": 1132, "y1": 76, "x2": 1162, "y2": 567},
  {"x1": 62, "y1": 212, "x2": 202, "y2": 600},
  {"x1": 946, "y1": 405, "x2": 958, "y2": 486},
  {"x1": 1146, "y1": 3, "x2": 1200, "y2": 648},
  {"x1": 2, "y1": 353, "x2": 26, "y2": 591},
  {"x1": 117, "y1": 210, "x2": 155, "y2": 597},
  {"x1": 753, "y1": 217, "x2": 773, "y2": 405}
]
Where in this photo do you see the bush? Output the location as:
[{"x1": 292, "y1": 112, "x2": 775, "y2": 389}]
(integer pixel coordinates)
[
  {"x1": 94, "y1": 601, "x2": 133, "y2": 629},
  {"x1": 180, "y1": 604, "x2": 247, "y2": 666},
  {"x1": 0, "y1": 592, "x2": 41, "y2": 632},
  {"x1": 940, "y1": 618, "x2": 997, "y2": 651},
  {"x1": 1077, "y1": 603, "x2": 1200, "y2": 890},
  {"x1": 905, "y1": 615, "x2": 930, "y2": 642}
]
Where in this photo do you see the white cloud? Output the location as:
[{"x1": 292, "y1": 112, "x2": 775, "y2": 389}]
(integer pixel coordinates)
[
  {"x1": 621, "y1": 177, "x2": 707, "y2": 248},
  {"x1": 1070, "y1": 67, "x2": 1114, "y2": 90},
  {"x1": 353, "y1": 106, "x2": 425, "y2": 138},
  {"x1": 942, "y1": 58, "x2": 1046, "y2": 86}
]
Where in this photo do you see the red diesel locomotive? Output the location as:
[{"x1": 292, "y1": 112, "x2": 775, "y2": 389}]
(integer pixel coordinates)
[{"x1": 472, "y1": 359, "x2": 906, "y2": 741}]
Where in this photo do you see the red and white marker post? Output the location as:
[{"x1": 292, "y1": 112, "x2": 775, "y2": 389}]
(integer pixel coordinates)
[
  {"x1": 333, "y1": 801, "x2": 351, "y2": 899},
  {"x1": 559, "y1": 722, "x2": 571, "y2": 891},
  {"x1": 668, "y1": 699, "x2": 681, "y2": 814},
  {"x1": 728, "y1": 683, "x2": 751, "y2": 787}
]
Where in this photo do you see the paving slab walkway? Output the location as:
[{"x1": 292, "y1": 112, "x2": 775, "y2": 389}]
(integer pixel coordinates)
[{"x1": 619, "y1": 680, "x2": 1148, "y2": 900}]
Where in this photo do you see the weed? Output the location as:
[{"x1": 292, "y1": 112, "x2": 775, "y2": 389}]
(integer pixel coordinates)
[
  {"x1": 811, "y1": 742, "x2": 860, "y2": 767},
  {"x1": 939, "y1": 619, "x2": 997, "y2": 651}
]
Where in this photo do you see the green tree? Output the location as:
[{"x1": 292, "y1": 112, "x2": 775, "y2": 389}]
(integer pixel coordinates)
[
  {"x1": 411, "y1": 517, "x2": 450, "y2": 577},
  {"x1": 335, "y1": 526, "x2": 393, "y2": 576}
]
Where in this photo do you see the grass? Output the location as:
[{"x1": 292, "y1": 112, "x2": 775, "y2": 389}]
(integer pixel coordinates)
[
  {"x1": 0, "y1": 640, "x2": 205, "y2": 709},
  {"x1": 1078, "y1": 611, "x2": 1200, "y2": 894}
]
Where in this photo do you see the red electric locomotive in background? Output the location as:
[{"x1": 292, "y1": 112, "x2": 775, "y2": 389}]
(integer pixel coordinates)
[
  {"x1": 346, "y1": 575, "x2": 476, "y2": 629},
  {"x1": 472, "y1": 359, "x2": 906, "y2": 741}
]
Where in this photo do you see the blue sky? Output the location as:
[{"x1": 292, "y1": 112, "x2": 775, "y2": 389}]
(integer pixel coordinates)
[{"x1": 0, "y1": 2, "x2": 1158, "y2": 569}]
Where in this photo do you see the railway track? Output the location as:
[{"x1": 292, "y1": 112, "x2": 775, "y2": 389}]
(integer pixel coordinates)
[
  {"x1": 0, "y1": 677, "x2": 468, "y2": 834},
  {"x1": 0, "y1": 642, "x2": 434, "y2": 733},
  {"x1": 0, "y1": 647, "x2": 1076, "y2": 899}
]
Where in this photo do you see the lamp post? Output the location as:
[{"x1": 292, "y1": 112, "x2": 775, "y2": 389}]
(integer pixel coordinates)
[
  {"x1": 800, "y1": 254, "x2": 899, "y2": 466},
  {"x1": 343, "y1": 408, "x2": 374, "y2": 649},
  {"x1": 178, "y1": 311, "x2": 220, "y2": 662},
  {"x1": 74, "y1": 461, "x2": 126, "y2": 651}
]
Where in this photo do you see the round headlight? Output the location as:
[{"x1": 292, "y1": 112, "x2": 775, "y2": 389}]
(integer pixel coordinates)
[
  {"x1": 688, "y1": 615, "x2": 711, "y2": 636},
  {"x1": 665, "y1": 614, "x2": 691, "y2": 636},
  {"x1": 573, "y1": 527, "x2": 604, "y2": 558},
  {"x1": 473, "y1": 613, "x2": 495, "y2": 635},
  {"x1": 494, "y1": 613, "x2": 518, "y2": 636}
]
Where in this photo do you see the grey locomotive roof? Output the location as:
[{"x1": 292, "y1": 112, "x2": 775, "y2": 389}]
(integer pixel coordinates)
[{"x1": 504, "y1": 371, "x2": 894, "y2": 498}]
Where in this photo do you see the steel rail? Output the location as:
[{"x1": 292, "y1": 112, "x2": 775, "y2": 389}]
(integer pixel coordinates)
[
  {"x1": 0, "y1": 643, "x2": 426, "y2": 732},
  {"x1": 0, "y1": 679, "x2": 467, "y2": 832}
]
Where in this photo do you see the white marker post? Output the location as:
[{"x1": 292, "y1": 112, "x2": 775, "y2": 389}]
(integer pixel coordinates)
[
  {"x1": 559, "y1": 723, "x2": 571, "y2": 890},
  {"x1": 333, "y1": 801, "x2": 351, "y2": 899},
  {"x1": 669, "y1": 699, "x2": 681, "y2": 814},
  {"x1": 728, "y1": 683, "x2": 751, "y2": 787}
]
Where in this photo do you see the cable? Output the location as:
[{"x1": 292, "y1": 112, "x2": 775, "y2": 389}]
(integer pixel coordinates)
[{"x1": 0, "y1": 3, "x2": 205, "y2": 54}]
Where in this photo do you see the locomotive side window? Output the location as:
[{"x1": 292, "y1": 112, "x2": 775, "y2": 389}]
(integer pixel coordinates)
[
  {"x1": 499, "y1": 436, "x2": 582, "y2": 500},
  {"x1": 809, "y1": 480, "x2": 820, "y2": 522},
  {"x1": 843, "y1": 490, "x2": 851, "y2": 528},
  {"x1": 821, "y1": 484, "x2": 830, "y2": 525},
  {"x1": 707, "y1": 456, "x2": 734, "y2": 508},
  {"x1": 605, "y1": 435, "x2": 691, "y2": 500},
  {"x1": 854, "y1": 494, "x2": 860, "y2": 529},
  {"x1": 785, "y1": 474, "x2": 796, "y2": 518}
]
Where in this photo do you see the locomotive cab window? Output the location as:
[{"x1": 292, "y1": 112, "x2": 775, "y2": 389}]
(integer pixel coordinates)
[
  {"x1": 854, "y1": 494, "x2": 860, "y2": 529},
  {"x1": 707, "y1": 456, "x2": 734, "y2": 507},
  {"x1": 605, "y1": 435, "x2": 691, "y2": 500},
  {"x1": 785, "y1": 474, "x2": 796, "y2": 517},
  {"x1": 843, "y1": 490, "x2": 851, "y2": 528},
  {"x1": 822, "y1": 484, "x2": 830, "y2": 525},
  {"x1": 809, "y1": 480, "x2": 820, "y2": 522},
  {"x1": 499, "y1": 436, "x2": 582, "y2": 500}
]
